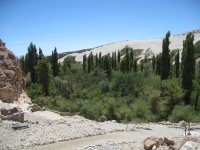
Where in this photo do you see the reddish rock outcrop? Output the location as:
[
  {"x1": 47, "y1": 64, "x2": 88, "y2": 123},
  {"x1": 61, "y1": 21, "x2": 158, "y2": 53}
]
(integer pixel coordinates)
[{"x1": 0, "y1": 39, "x2": 24, "y2": 103}]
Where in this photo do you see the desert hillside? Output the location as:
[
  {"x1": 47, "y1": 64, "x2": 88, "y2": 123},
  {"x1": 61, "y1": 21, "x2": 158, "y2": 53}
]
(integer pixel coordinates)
[{"x1": 59, "y1": 29, "x2": 200, "y2": 63}]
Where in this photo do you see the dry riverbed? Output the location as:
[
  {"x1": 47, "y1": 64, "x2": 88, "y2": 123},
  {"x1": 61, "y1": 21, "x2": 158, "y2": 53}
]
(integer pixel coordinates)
[{"x1": 1, "y1": 110, "x2": 200, "y2": 150}]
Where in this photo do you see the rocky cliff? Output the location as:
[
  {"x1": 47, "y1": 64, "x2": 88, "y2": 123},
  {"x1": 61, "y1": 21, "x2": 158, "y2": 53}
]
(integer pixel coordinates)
[{"x1": 0, "y1": 39, "x2": 24, "y2": 103}]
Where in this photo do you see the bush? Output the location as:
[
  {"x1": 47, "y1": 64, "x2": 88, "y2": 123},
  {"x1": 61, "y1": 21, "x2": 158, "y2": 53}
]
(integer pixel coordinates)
[
  {"x1": 27, "y1": 83, "x2": 42, "y2": 100},
  {"x1": 112, "y1": 72, "x2": 143, "y2": 97},
  {"x1": 115, "y1": 104, "x2": 132, "y2": 122},
  {"x1": 149, "y1": 90, "x2": 160, "y2": 115},
  {"x1": 169, "y1": 105, "x2": 200, "y2": 123},
  {"x1": 99, "y1": 80, "x2": 110, "y2": 93},
  {"x1": 131, "y1": 100, "x2": 152, "y2": 122}
]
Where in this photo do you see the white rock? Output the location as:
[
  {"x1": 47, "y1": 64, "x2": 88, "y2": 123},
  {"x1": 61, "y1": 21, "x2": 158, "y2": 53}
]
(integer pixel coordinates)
[{"x1": 180, "y1": 141, "x2": 200, "y2": 150}]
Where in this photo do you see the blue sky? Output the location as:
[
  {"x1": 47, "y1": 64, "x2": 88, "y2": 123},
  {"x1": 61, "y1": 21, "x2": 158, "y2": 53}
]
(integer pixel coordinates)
[{"x1": 0, "y1": 0, "x2": 200, "y2": 56}]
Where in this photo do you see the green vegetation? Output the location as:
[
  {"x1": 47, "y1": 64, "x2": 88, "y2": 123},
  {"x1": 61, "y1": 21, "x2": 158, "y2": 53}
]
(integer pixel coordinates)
[{"x1": 20, "y1": 32, "x2": 200, "y2": 123}]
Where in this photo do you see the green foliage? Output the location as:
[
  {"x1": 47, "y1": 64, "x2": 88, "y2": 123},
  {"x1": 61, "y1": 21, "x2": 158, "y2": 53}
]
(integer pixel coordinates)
[
  {"x1": 112, "y1": 72, "x2": 143, "y2": 97},
  {"x1": 175, "y1": 50, "x2": 180, "y2": 78},
  {"x1": 83, "y1": 54, "x2": 87, "y2": 73},
  {"x1": 194, "y1": 40, "x2": 200, "y2": 58},
  {"x1": 27, "y1": 42, "x2": 38, "y2": 83},
  {"x1": 169, "y1": 105, "x2": 200, "y2": 123},
  {"x1": 161, "y1": 31, "x2": 171, "y2": 80},
  {"x1": 27, "y1": 83, "x2": 42, "y2": 100},
  {"x1": 51, "y1": 47, "x2": 59, "y2": 77},
  {"x1": 24, "y1": 31, "x2": 200, "y2": 123},
  {"x1": 37, "y1": 58, "x2": 50, "y2": 95},
  {"x1": 182, "y1": 32, "x2": 195, "y2": 105},
  {"x1": 131, "y1": 100, "x2": 152, "y2": 122}
]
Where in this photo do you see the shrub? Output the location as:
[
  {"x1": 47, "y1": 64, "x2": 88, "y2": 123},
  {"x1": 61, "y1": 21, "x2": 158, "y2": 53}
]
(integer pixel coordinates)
[
  {"x1": 115, "y1": 104, "x2": 132, "y2": 122},
  {"x1": 99, "y1": 80, "x2": 110, "y2": 93},
  {"x1": 131, "y1": 100, "x2": 152, "y2": 122},
  {"x1": 27, "y1": 83, "x2": 42, "y2": 100},
  {"x1": 149, "y1": 90, "x2": 160, "y2": 115},
  {"x1": 112, "y1": 72, "x2": 143, "y2": 97},
  {"x1": 169, "y1": 105, "x2": 200, "y2": 123}
]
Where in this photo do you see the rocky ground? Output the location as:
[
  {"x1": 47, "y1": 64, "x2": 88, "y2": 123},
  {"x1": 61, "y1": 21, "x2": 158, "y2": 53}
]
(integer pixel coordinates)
[{"x1": 0, "y1": 92, "x2": 200, "y2": 150}]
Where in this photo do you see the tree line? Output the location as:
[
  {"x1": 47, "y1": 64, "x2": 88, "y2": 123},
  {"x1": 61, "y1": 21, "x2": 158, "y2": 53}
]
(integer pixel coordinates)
[
  {"x1": 81, "y1": 32, "x2": 197, "y2": 106},
  {"x1": 20, "y1": 44, "x2": 60, "y2": 95}
]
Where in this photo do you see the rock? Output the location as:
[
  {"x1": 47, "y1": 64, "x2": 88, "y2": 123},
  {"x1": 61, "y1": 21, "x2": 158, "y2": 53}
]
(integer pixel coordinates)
[
  {"x1": 178, "y1": 120, "x2": 187, "y2": 127},
  {"x1": 0, "y1": 106, "x2": 24, "y2": 122},
  {"x1": 144, "y1": 137, "x2": 159, "y2": 150},
  {"x1": 182, "y1": 135, "x2": 199, "y2": 143},
  {"x1": 180, "y1": 141, "x2": 200, "y2": 150},
  {"x1": 158, "y1": 138, "x2": 164, "y2": 146},
  {"x1": 164, "y1": 137, "x2": 175, "y2": 145},
  {"x1": 1, "y1": 107, "x2": 18, "y2": 115},
  {"x1": 1, "y1": 112, "x2": 24, "y2": 122},
  {"x1": 29, "y1": 104, "x2": 41, "y2": 112},
  {"x1": 0, "y1": 39, "x2": 24, "y2": 103}
]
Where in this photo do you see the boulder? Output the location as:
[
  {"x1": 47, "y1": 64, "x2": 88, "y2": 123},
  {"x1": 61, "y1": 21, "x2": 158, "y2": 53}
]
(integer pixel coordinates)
[
  {"x1": 1, "y1": 112, "x2": 24, "y2": 122},
  {"x1": 144, "y1": 137, "x2": 159, "y2": 150},
  {"x1": 180, "y1": 141, "x2": 200, "y2": 150},
  {"x1": 28, "y1": 104, "x2": 41, "y2": 112},
  {"x1": 0, "y1": 106, "x2": 24, "y2": 122},
  {"x1": 164, "y1": 137, "x2": 175, "y2": 145},
  {"x1": 1, "y1": 107, "x2": 18, "y2": 115},
  {"x1": 0, "y1": 39, "x2": 24, "y2": 103}
]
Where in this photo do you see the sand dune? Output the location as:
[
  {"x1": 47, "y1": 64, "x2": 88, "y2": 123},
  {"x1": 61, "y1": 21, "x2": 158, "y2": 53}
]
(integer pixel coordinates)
[{"x1": 58, "y1": 29, "x2": 200, "y2": 63}]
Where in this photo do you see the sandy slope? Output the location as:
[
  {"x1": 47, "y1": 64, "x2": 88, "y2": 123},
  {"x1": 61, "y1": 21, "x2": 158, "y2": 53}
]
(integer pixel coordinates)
[{"x1": 58, "y1": 30, "x2": 200, "y2": 63}]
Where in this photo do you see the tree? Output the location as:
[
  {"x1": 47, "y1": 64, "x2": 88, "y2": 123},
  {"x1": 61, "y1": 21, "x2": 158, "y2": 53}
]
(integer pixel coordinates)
[
  {"x1": 104, "y1": 54, "x2": 112, "y2": 79},
  {"x1": 125, "y1": 47, "x2": 130, "y2": 72},
  {"x1": 130, "y1": 49, "x2": 134, "y2": 70},
  {"x1": 152, "y1": 55, "x2": 156, "y2": 71},
  {"x1": 161, "y1": 31, "x2": 171, "y2": 80},
  {"x1": 156, "y1": 54, "x2": 162, "y2": 76},
  {"x1": 112, "y1": 52, "x2": 117, "y2": 70},
  {"x1": 134, "y1": 59, "x2": 137, "y2": 72},
  {"x1": 37, "y1": 58, "x2": 50, "y2": 96},
  {"x1": 27, "y1": 42, "x2": 38, "y2": 83},
  {"x1": 140, "y1": 61, "x2": 144, "y2": 72},
  {"x1": 175, "y1": 50, "x2": 180, "y2": 78},
  {"x1": 51, "y1": 47, "x2": 59, "y2": 77},
  {"x1": 95, "y1": 54, "x2": 98, "y2": 68},
  {"x1": 182, "y1": 32, "x2": 195, "y2": 105},
  {"x1": 20, "y1": 56, "x2": 26, "y2": 74},
  {"x1": 38, "y1": 48, "x2": 44, "y2": 60},
  {"x1": 87, "y1": 52, "x2": 94, "y2": 73},
  {"x1": 99, "y1": 52, "x2": 102, "y2": 68},
  {"x1": 83, "y1": 54, "x2": 87, "y2": 73},
  {"x1": 117, "y1": 50, "x2": 121, "y2": 63},
  {"x1": 120, "y1": 60, "x2": 125, "y2": 73}
]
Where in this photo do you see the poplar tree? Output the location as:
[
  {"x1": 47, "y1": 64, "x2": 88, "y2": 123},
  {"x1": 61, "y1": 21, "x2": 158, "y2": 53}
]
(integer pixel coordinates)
[
  {"x1": 125, "y1": 47, "x2": 130, "y2": 72},
  {"x1": 161, "y1": 31, "x2": 171, "y2": 80},
  {"x1": 37, "y1": 58, "x2": 50, "y2": 96},
  {"x1": 134, "y1": 59, "x2": 137, "y2": 72},
  {"x1": 51, "y1": 47, "x2": 59, "y2": 77},
  {"x1": 175, "y1": 50, "x2": 180, "y2": 78},
  {"x1": 27, "y1": 42, "x2": 38, "y2": 83},
  {"x1": 182, "y1": 32, "x2": 195, "y2": 105},
  {"x1": 95, "y1": 54, "x2": 98, "y2": 68},
  {"x1": 99, "y1": 52, "x2": 102, "y2": 68},
  {"x1": 38, "y1": 48, "x2": 44, "y2": 60},
  {"x1": 83, "y1": 54, "x2": 87, "y2": 73},
  {"x1": 130, "y1": 49, "x2": 134, "y2": 70},
  {"x1": 117, "y1": 50, "x2": 121, "y2": 63},
  {"x1": 152, "y1": 55, "x2": 156, "y2": 71},
  {"x1": 156, "y1": 54, "x2": 162, "y2": 76}
]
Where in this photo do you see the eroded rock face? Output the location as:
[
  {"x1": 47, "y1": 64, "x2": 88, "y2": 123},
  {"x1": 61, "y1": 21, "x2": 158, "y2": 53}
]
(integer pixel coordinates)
[{"x1": 0, "y1": 39, "x2": 24, "y2": 103}]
